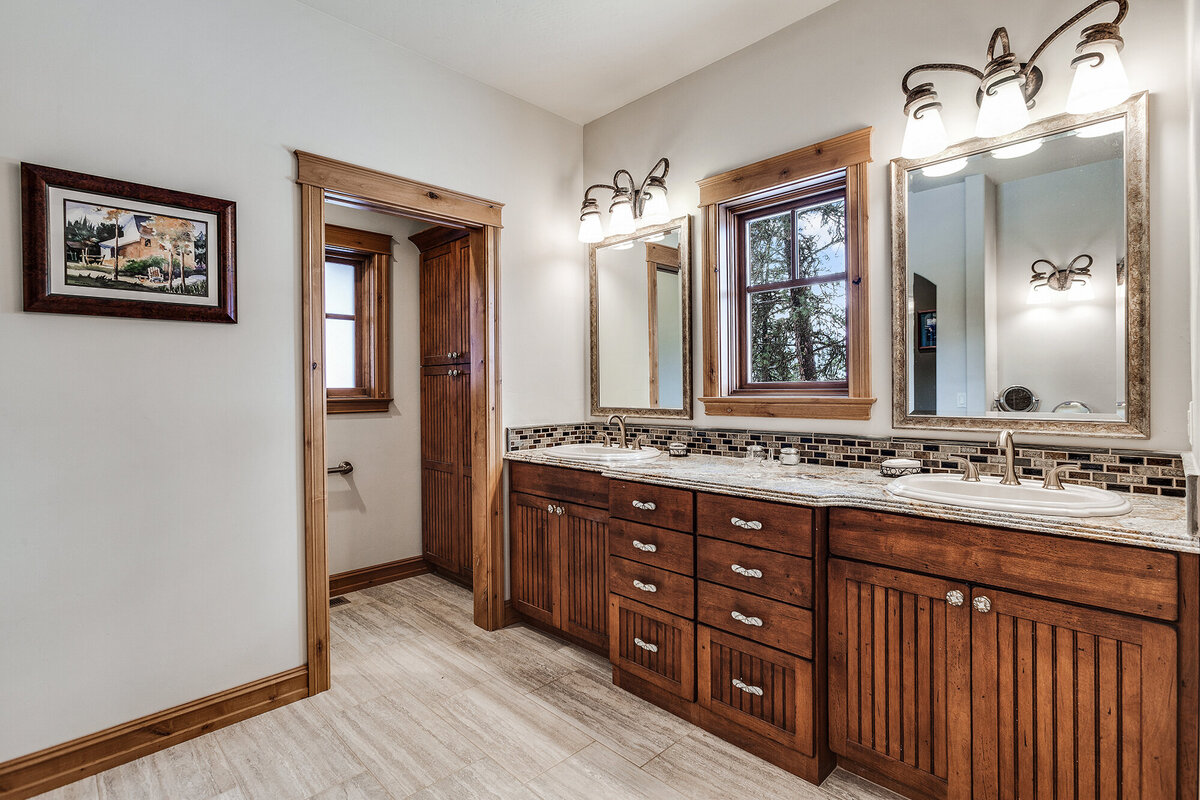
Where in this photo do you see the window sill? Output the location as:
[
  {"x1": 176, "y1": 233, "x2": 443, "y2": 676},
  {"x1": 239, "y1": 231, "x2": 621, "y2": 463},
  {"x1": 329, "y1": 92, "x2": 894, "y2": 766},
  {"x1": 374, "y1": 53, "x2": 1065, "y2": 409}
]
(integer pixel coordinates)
[
  {"x1": 327, "y1": 397, "x2": 393, "y2": 414},
  {"x1": 699, "y1": 395, "x2": 876, "y2": 420}
]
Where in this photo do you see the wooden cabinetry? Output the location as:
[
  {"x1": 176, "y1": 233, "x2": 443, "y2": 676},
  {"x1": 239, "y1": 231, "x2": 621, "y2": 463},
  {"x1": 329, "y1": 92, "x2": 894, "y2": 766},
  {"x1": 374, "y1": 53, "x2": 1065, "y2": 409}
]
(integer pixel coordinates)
[
  {"x1": 828, "y1": 509, "x2": 1183, "y2": 800},
  {"x1": 415, "y1": 227, "x2": 473, "y2": 583},
  {"x1": 509, "y1": 462, "x2": 610, "y2": 652}
]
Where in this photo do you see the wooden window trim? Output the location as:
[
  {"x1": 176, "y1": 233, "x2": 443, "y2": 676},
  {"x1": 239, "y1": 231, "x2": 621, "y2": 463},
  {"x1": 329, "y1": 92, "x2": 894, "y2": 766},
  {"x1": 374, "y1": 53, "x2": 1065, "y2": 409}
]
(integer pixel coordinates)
[
  {"x1": 699, "y1": 128, "x2": 875, "y2": 420},
  {"x1": 325, "y1": 224, "x2": 392, "y2": 414}
]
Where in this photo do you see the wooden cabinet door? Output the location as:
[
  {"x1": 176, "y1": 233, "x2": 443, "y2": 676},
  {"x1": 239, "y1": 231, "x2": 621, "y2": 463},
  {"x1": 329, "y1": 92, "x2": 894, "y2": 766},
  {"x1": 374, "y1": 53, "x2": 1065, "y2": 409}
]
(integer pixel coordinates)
[
  {"x1": 418, "y1": 238, "x2": 470, "y2": 366},
  {"x1": 828, "y1": 559, "x2": 973, "y2": 800},
  {"x1": 558, "y1": 502, "x2": 608, "y2": 651},
  {"x1": 509, "y1": 492, "x2": 558, "y2": 627},
  {"x1": 971, "y1": 588, "x2": 1177, "y2": 800},
  {"x1": 420, "y1": 365, "x2": 471, "y2": 577}
]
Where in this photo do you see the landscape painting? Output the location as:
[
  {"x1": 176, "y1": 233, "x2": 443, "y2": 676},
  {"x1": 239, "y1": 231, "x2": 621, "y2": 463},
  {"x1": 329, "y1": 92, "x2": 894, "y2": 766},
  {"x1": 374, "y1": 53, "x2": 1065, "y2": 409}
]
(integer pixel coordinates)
[
  {"x1": 22, "y1": 163, "x2": 236, "y2": 323},
  {"x1": 64, "y1": 201, "x2": 209, "y2": 297}
]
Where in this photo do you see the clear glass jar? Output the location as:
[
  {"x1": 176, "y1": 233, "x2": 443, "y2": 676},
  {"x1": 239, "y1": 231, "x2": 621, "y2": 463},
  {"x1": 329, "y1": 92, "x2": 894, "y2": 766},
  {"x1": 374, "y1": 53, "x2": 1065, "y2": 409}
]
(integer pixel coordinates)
[
  {"x1": 744, "y1": 444, "x2": 765, "y2": 467},
  {"x1": 780, "y1": 447, "x2": 800, "y2": 466}
]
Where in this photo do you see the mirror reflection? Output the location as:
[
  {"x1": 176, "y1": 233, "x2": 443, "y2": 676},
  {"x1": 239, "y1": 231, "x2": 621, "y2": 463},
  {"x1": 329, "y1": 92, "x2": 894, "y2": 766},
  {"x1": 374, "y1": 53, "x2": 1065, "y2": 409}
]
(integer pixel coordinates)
[
  {"x1": 904, "y1": 118, "x2": 1127, "y2": 422},
  {"x1": 591, "y1": 217, "x2": 691, "y2": 417}
]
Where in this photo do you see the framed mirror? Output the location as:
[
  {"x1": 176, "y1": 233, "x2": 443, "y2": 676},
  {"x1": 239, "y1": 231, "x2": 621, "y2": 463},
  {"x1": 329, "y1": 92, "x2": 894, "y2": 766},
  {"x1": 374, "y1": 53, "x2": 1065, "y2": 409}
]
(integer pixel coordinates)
[
  {"x1": 891, "y1": 92, "x2": 1148, "y2": 437},
  {"x1": 590, "y1": 215, "x2": 692, "y2": 418}
]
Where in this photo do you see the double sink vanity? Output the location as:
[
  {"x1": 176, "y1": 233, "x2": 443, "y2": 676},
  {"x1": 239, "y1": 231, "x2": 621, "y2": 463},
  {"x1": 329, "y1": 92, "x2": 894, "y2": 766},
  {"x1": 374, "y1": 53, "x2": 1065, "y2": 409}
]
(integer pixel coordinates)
[{"x1": 504, "y1": 440, "x2": 1195, "y2": 799}]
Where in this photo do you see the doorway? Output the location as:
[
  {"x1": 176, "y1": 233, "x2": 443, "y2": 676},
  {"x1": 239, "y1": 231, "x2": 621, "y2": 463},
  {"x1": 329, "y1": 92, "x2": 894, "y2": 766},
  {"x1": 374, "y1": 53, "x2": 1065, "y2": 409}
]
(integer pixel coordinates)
[{"x1": 296, "y1": 151, "x2": 505, "y2": 695}]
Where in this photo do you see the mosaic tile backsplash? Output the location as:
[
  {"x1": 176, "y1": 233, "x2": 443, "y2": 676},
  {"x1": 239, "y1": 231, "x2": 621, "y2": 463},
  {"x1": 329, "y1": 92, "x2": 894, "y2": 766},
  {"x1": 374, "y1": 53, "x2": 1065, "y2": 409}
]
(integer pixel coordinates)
[{"x1": 506, "y1": 422, "x2": 1187, "y2": 498}]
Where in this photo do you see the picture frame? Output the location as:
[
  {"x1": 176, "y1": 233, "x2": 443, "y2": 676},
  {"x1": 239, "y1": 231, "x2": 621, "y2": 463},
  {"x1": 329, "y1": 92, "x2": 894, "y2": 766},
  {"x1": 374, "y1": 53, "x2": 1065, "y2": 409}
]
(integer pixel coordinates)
[
  {"x1": 22, "y1": 163, "x2": 237, "y2": 323},
  {"x1": 916, "y1": 309, "x2": 936, "y2": 351}
]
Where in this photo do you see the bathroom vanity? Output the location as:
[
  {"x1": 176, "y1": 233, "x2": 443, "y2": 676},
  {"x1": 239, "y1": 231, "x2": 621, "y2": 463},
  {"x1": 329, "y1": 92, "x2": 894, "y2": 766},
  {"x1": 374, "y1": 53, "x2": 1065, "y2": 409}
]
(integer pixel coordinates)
[{"x1": 505, "y1": 451, "x2": 1197, "y2": 800}]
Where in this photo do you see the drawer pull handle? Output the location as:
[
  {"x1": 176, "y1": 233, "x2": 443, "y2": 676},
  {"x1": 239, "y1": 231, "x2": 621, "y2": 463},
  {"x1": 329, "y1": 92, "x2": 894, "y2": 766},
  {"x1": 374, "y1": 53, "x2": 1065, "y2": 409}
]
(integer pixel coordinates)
[
  {"x1": 632, "y1": 540, "x2": 658, "y2": 553},
  {"x1": 730, "y1": 517, "x2": 762, "y2": 530},
  {"x1": 730, "y1": 611, "x2": 763, "y2": 627},
  {"x1": 633, "y1": 579, "x2": 658, "y2": 593},
  {"x1": 732, "y1": 678, "x2": 763, "y2": 696},
  {"x1": 632, "y1": 500, "x2": 657, "y2": 511},
  {"x1": 730, "y1": 564, "x2": 762, "y2": 579},
  {"x1": 633, "y1": 637, "x2": 659, "y2": 653}
]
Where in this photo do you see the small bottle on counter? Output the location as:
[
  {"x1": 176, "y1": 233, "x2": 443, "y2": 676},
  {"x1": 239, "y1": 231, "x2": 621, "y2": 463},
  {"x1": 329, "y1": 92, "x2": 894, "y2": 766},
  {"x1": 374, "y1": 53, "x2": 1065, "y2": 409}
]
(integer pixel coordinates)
[
  {"x1": 668, "y1": 442, "x2": 688, "y2": 458},
  {"x1": 779, "y1": 447, "x2": 800, "y2": 466}
]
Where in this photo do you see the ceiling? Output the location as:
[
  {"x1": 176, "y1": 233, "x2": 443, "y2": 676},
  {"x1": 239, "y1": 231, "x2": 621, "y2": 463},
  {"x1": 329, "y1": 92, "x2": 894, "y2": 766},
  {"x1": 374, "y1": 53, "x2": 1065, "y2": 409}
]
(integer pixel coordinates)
[{"x1": 295, "y1": 0, "x2": 841, "y2": 124}]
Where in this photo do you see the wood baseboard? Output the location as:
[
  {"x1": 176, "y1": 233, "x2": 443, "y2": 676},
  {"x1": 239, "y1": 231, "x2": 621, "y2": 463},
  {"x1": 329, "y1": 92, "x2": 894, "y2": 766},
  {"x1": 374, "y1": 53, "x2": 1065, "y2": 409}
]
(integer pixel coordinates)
[
  {"x1": 0, "y1": 666, "x2": 308, "y2": 800},
  {"x1": 329, "y1": 555, "x2": 429, "y2": 596}
]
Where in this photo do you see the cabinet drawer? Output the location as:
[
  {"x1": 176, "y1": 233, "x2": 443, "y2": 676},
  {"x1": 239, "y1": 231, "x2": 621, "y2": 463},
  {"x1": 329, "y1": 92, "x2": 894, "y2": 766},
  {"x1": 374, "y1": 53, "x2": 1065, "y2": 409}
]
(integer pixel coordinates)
[
  {"x1": 829, "y1": 508, "x2": 1179, "y2": 620},
  {"x1": 698, "y1": 580, "x2": 811, "y2": 657},
  {"x1": 698, "y1": 626, "x2": 814, "y2": 755},
  {"x1": 696, "y1": 494, "x2": 813, "y2": 557},
  {"x1": 610, "y1": 595, "x2": 695, "y2": 701},
  {"x1": 609, "y1": 519, "x2": 694, "y2": 576},
  {"x1": 510, "y1": 461, "x2": 609, "y2": 509},
  {"x1": 610, "y1": 480, "x2": 694, "y2": 531},
  {"x1": 697, "y1": 537, "x2": 811, "y2": 608},
  {"x1": 609, "y1": 556, "x2": 694, "y2": 618}
]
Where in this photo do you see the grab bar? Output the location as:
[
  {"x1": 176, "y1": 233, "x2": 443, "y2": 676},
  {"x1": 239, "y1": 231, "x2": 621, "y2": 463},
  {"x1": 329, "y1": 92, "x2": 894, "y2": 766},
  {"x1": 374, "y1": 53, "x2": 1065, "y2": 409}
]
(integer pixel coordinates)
[{"x1": 327, "y1": 461, "x2": 354, "y2": 475}]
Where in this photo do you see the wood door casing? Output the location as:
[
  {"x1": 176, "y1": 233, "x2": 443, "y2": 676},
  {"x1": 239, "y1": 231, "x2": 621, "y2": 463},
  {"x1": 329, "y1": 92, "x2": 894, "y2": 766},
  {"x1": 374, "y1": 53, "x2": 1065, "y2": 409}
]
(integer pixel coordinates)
[
  {"x1": 559, "y1": 502, "x2": 609, "y2": 650},
  {"x1": 418, "y1": 238, "x2": 470, "y2": 366},
  {"x1": 971, "y1": 588, "x2": 1177, "y2": 800},
  {"x1": 828, "y1": 559, "x2": 972, "y2": 800},
  {"x1": 509, "y1": 492, "x2": 557, "y2": 626}
]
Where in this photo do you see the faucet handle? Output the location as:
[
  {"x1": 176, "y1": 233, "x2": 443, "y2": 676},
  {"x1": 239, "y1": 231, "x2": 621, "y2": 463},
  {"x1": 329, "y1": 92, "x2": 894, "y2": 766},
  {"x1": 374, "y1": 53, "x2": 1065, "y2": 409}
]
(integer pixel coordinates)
[
  {"x1": 1042, "y1": 463, "x2": 1072, "y2": 490},
  {"x1": 950, "y1": 456, "x2": 981, "y2": 482},
  {"x1": 633, "y1": 435, "x2": 648, "y2": 451},
  {"x1": 595, "y1": 433, "x2": 611, "y2": 448}
]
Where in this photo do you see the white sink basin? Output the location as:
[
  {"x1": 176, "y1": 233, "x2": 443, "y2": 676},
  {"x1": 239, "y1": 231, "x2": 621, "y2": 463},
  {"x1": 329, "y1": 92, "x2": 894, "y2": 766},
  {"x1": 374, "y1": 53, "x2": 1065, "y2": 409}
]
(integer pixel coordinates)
[
  {"x1": 542, "y1": 443, "x2": 661, "y2": 464},
  {"x1": 885, "y1": 473, "x2": 1131, "y2": 517}
]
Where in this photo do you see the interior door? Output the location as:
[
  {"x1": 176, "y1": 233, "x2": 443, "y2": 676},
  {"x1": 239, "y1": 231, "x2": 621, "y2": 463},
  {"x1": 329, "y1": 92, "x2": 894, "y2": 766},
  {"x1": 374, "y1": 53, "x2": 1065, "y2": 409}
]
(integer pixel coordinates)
[
  {"x1": 970, "y1": 587, "x2": 1177, "y2": 800},
  {"x1": 509, "y1": 491, "x2": 558, "y2": 627},
  {"x1": 828, "y1": 558, "x2": 973, "y2": 800},
  {"x1": 557, "y1": 501, "x2": 608, "y2": 649}
]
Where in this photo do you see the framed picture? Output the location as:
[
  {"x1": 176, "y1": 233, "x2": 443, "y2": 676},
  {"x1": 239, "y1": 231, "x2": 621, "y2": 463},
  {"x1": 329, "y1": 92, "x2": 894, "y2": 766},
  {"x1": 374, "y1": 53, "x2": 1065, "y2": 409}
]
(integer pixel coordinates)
[
  {"x1": 22, "y1": 163, "x2": 236, "y2": 323},
  {"x1": 917, "y1": 309, "x2": 936, "y2": 351}
]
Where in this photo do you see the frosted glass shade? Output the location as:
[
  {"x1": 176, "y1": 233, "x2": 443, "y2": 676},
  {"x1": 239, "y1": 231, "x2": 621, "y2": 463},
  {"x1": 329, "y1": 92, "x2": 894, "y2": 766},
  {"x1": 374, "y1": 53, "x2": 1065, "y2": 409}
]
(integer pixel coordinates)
[
  {"x1": 901, "y1": 104, "x2": 949, "y2": 159},
  {"x1": 975, "y1": 79, "x2": 1030, "y2": 139},
  {"x1": 641, "y1": 189, "x2": 670, "y2": 225},
  {"x1": 1066, "y1": 42, "x2": 1130, "y2": 114},
  {"x1": 609, "y1": 198, "x2": 635, "y2": 235},
  {"x1": 578, "y1": 213, "x2": 603, "y2": 243}
]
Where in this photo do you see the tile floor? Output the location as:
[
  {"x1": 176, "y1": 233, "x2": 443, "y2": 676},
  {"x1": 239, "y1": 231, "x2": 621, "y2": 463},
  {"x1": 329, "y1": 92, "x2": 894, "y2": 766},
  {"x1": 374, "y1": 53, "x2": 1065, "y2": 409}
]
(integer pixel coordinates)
[{"x1": 38, "y1": 574, "x2": 902, "y2": 799}]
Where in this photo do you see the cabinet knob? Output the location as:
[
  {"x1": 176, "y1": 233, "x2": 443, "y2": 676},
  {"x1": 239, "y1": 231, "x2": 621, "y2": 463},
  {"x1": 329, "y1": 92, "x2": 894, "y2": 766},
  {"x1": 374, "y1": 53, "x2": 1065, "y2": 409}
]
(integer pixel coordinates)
[
  {"x1": 731, "y1": 517, "x2": 762, "y2": 530},
  {"x1": 730, "y1": 610, "x2": 763, "y2": 627},
  {"x1": 446, "y1": 351, "x2": 460, "y2": 359},
  {"x1": 946, "y1": 590, "x2": 965, "y2": 607},
  {"x1": 631, "y1": 500, "x2": 657, "y2": 511},
  {"x1": 555, "y1": 505, "x2": 564, "y2": 516},
  {"x1": 547, "y1": 504, "x2": 554, "y2": 514},
  {"x1": 731, "y1": 678, "x2": 764, "y2": 696},
  {"x1": 632, "y1": 540, "x2": 657, "y2": 553},
  {"x1": 730, "y1": 564, "x2": 763, "y2": 579},
  {"x1": 448, "y1": 369, "x2": 460, "y2": 377},
  {"x1": 633, "y1": 637, "x2": 659, "y2": 653},
  {"x1": 632, "y1": 579, "x2": 657, "y2": 593},
  {"x1": 973, "y1": 595, "x2": 992, "y2": 614}
]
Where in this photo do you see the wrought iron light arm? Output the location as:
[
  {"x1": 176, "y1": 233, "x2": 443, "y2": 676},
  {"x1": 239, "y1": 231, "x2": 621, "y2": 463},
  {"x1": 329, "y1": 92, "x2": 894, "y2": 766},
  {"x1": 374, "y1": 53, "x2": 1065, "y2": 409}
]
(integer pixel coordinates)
[{"x1": 1022, "y1": 0, "x2": 1128, "y2": 81}]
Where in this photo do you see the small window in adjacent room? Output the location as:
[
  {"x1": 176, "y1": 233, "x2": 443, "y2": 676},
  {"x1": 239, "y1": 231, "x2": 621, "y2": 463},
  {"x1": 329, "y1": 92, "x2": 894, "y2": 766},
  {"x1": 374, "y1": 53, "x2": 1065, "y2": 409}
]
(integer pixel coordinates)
[
  {"x1": 698, "y1": 128, "x2": 876, "y2": 420},
  {"x1": 324, "y1": 224, "x2": 393, "y2": 413}
]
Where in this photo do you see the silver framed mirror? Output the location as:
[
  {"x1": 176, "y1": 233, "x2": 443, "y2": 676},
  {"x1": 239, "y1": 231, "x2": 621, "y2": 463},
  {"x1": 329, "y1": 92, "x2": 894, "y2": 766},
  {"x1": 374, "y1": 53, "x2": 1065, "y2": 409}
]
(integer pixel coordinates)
[
  {"x1": 590, "y1": 215, "x2": 692, "y2": 418},
  {"x1": 891, "y1": 92, "x2": 1148, "y2": 438}
]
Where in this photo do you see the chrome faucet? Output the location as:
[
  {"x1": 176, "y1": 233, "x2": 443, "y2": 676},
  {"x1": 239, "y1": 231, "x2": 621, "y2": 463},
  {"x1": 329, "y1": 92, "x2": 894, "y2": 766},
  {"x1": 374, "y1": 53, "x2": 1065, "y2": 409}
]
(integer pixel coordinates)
[
  {"x1": 997, "y1": 429, "x2": 1021, "y2": 486},
  {"x1": 607, "y1": 414, "x2": 628, "y2": 449}
]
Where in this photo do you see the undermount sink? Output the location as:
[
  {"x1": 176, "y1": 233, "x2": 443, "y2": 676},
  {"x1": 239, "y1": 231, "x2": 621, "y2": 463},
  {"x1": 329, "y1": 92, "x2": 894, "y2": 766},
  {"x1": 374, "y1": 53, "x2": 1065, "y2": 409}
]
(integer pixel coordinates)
[
  {"x1": 885, "y1": 472, "x2": 1132, "y2": 518},
  {"x1": 542, "y1": 443, "x2": 661, "y2": 464}
]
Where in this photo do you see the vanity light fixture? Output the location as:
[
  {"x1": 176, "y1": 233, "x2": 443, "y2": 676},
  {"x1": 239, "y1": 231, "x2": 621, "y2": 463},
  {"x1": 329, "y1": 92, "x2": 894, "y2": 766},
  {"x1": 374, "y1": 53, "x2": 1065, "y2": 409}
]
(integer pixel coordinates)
[
  {"x1": 1028, "y1": 254, "x2": 1094, "y2": 302},
  {"x1": 899, "y1": 0, "x2": 1132, "y2": 159},
  {"x1": 577, "y1": 158, "x2": 670, "y2": 243}
]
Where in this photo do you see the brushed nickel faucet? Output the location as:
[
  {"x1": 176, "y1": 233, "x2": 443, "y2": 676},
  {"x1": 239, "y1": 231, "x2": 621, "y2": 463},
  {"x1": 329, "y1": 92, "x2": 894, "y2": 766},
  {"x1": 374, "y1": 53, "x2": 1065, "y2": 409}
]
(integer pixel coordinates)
[
  {"x1": 997, "y1": 429, "x2": 1022, "y2": 486},
  {"x1": 607, "y1": 414, "x2": 629, "y2": 449}
]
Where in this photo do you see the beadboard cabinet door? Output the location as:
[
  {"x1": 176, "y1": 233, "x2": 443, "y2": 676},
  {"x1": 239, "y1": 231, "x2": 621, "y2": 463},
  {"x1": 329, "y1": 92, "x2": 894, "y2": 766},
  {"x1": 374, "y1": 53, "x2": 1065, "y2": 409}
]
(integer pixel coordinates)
[
  {"x1": 558, "y1": 502, "x2": 609, "y2": 650},
  {"x1": 418, "y1": 237, "x2": 470, "y2": 366},
  {"x1": 420, "y1": 365, "x2": 471, "y2": 580},
  {"x1": 509, "y1": 491, "x2": 558, "y2": 627}
]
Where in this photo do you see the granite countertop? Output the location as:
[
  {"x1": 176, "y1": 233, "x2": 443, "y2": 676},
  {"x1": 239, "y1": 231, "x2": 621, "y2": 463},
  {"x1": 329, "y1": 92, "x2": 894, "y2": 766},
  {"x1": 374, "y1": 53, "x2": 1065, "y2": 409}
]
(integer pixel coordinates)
[{"x1": 505, "y1": 449, "x2": 1197, "y2": 554}]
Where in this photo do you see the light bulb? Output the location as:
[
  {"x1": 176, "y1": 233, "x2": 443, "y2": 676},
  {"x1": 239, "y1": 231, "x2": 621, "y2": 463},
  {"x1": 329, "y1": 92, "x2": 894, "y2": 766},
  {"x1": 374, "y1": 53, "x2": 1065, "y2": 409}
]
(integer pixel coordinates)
[
  {"x1": 577, "y1": 212, "x2": 603, "y2": 243},
  {"x1": 991, "y1": 138, "x2": 1043, "y2": 159},
  {"x1": 608, "y1": 196, "x2": 635, "y2": 235},
  {"x1": 975, "y1": 77, "x2": 1030, "y2": 139},
  {"x1": 921, "y1": 158, "x2": 967, "y2": 177},
  {"x1": 641, "y1": 188, "x2": 670, "y2": 225},
  {"x1": 1067, "y1": 41, "x2": 1130, "y2": 114},
  {"x1": 901, "y1": 103, "x2": 948, "y2": 159}
]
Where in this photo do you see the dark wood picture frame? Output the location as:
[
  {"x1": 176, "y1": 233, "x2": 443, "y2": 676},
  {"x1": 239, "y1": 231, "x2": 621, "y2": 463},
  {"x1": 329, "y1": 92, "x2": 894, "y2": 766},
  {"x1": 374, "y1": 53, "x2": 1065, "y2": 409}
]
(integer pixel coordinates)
[
  {"x1": 916, "y1": 309, "x2": 936, "y2": 352},
  {"x1": 21, "y1": 162, "x2": 237, "y2": 323}
]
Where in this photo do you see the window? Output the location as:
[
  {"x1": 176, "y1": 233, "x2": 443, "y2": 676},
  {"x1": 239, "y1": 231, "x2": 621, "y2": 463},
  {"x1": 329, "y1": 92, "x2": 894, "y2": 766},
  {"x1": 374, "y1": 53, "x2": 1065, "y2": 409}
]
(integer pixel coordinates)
[
  {"x1": 698, "y1": 128, "x2": 874, "y2": 419},
  {"x1": 324, "y1": 224, "x2": 392, "y2": 413}
]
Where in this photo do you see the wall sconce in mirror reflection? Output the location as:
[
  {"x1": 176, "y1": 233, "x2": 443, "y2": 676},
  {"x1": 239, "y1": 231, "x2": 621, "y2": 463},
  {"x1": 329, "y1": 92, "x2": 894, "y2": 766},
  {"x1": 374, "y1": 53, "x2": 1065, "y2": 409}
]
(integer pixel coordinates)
[
  {"x1": 578, "y1": 158, "x2": 670, "y2": 243},
  {"x1": 1027, "y1": 254, "x2": 1095, "y2": 304},
  {"x1": 900, "y1": 0, "x2": 1132, "y2": 160}
]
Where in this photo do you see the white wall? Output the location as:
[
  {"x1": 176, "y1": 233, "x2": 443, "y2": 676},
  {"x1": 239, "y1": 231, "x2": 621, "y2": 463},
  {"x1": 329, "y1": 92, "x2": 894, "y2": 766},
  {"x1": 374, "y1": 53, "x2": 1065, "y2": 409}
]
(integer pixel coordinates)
[
  {"x1": 582, "y1": 0, "x2": 1195, "y2": 451},
  {"x1": 0, "y1": 0, "x2": 582, "y2": 761},
  {"x1": 323, "y1": 205, "x2": 426, "y2": 575}
]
